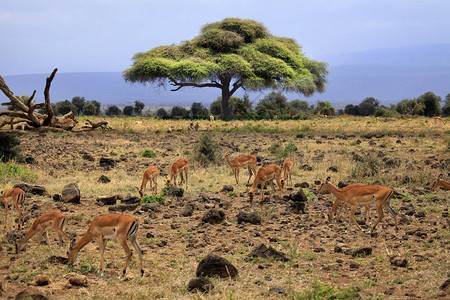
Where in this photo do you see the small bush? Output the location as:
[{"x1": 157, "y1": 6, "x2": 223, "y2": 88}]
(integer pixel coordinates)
[
  {"x1": 269, "y1": 142, "x2": 297, "y2": 158},
  {"x1": 142, "y1": 149, "x2": 156, "y2": 158},
  {"x1": 141, "y1": 195, "x2": 165, "y2": 204},
  {"x1": 0, "y1": 133, "x2": 21, "y2": 162},
  {"x1": 351, "y1": 155, "x2": 382, "y2": 179},
  {"x1": 297, "y1": 280, "x2": 360, "y2": 299},
  {"x1": 0, "y1": 161, "x2": 37, "y2": 184},
  {"x1": 296, "y1": 133, "x2": 305, "y2": 139},
  {"x1": 193, "y1": 132, "x2": 220, "y2": 165}
]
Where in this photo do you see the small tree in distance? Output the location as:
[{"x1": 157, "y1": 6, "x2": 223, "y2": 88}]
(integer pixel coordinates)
[
  {"x1": 123, "y1": 106, "x2": 134, "y2": 116},
  {"x1": 106, "y1": 105, "x2": 122, "y2": 116}
]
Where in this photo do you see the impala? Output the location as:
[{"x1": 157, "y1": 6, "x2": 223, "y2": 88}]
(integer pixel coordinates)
[
  {"x1": 0, "y1": 187, "x2": 25, "y2": 231},
  {"x1": 248, "y1": 164, "x2": 283, "y2": 204},
  {"x1": 16, "y1": 211, "x2": 72, "y2": 253},
  {"x1": 68, "y1": 213, "x2": 143, "y2": 278},
  {"x1": 223, "y1": 153, "x2": 257, "y2": 185},
  {"x1": 137, "y1": 166, "x2": 159, "y2": 197},
  {"x1": 430, "y1": 174, "x2": 450, "y2": 191},
  {"x1": 327, "y1": 183, "x2": 371, "y2": 223},
  {"x1": 166, "y1": 158, "x2": 190, "y2": 190},
  {"x1": 282, "y1": 158, "x2": 294, "y2": 188},
  {"x1": 318, "y1": 179, "x2": 397, "y2": 233},
  {"x1": 434, "y1": 116, "x2": 446, "y2": 125}
]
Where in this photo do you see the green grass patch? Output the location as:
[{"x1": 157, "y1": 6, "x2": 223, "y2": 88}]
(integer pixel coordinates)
[
  {"x1": 141, "y1": 149, "x2": 156, "y2": 158},
  {"x1": 0, "y1": 161, "x2": 37, "y2": 184},
  {"x1": 296, "y1": 280, "x2": 360, "y2": 299},
  {"x1": 141, "y1": 195, "x2": 165, "y2": 204}
]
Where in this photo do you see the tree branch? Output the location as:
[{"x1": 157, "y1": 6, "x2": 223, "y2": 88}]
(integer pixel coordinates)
[
  {"x1": 0, "y1": 75, "x2": 29, "y2": 112},
  {"x1": 168, "y1": 78, "x2": 222, "y2": 91},
  {"x1": 44, "y1": 68, "x2": 57, "y2": 125}
]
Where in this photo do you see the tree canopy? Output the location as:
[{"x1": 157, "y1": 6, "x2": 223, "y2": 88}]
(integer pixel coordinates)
[{"x1": 123, "y1": 18, "x2": 328, "y2": 120}]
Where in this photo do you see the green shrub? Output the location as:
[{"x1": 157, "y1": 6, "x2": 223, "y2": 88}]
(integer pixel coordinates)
[
  {"x1": 141, "y1": 195, "x2": 165, "y2": 204},
  {"x1": 296, "y1": 280, "x2": 360, "y2": 300},
  {"x1": 0, "y1": 133, "x2": 21, "y2": 162},
  {"x1": 296, "y1": 133, "x2": 305, "y2": 139},
  {"x1": 269, "y1": 142, "x2": 298, "y2": 158},
  {"x1": 0, "y1": 161, "x2": 37, "y2": 184},
  {"x1": 142, "y1": 149, "x2": 156, "y2": 158},
  {"x1": 193, "y1": 132, "x2": 220, "y2": 165}
]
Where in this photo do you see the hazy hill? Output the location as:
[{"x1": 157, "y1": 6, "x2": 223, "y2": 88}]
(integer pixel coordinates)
[{"x1": 2, "y1": 44, "x2": 449, "y2": 109}]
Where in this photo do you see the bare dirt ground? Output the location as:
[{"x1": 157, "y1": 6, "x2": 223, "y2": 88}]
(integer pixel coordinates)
[{"x1": 0, "y1": 118, "x2": 449, "y2": 299}]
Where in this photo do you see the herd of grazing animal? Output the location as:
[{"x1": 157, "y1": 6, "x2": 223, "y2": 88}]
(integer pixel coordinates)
[{"x1": 1, "y1": 153, "x2": 448, "y2": 278}]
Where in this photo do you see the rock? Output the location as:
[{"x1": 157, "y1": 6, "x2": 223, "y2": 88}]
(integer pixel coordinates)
[
  {"x1": 15, "y1": 287, "x2": 48, "y2": 300},
  {"x1": 180, "y1": 203, "x2": 195, "y2": 217},
  {"x1": 61, "y1": 183, "x2": 81, "y2": 204},
  {"x1": 313, "y1": 247, "x2": 325, "y2": 253},
  {"x1": 34, "y1": 274, "x2": 50, "y2": 286},
  {"x1": 98, "y1": 175, "x2": 111, "y2": 183},
  {"x1": 122, "y1": 194, "x2": 140, "y2": 204},
  {"x1": 52, "y1": 194, "x2": 62, "y2": 202},
  {"x1": 96, "y1": 195, "x2": 120, "y2": 205},
  {"x1": 237, "y1": 211, "x2": 261, "y2": 225},
  {"x1": 108, "y1": 203, "x2": 139, "y2": 212},
  {"x1": 287, "y1": 201, "x2": 306, "y2": 214},
  {"x1": 384, "y1": 157, "x2": 402, "y2": 168},
  {"x1": 24, "y1": 156, "x2": 37, "y2": 165},
  {"x1": 414, "y1": 211, "x2": 426, "y2": 218},
  {"x1": 349, "y1": 263, "x2": 359, "y2": 270},
  {"x1": 221, "y1": 185, "x2": 234, "y2": 192},
  {"x1": 13, "y1": 183, "x2": 49, "y2": 196},
  {"x1": 187, "y1": 277, "x2": 214, "y2": 293},
  {"x1": 141, "y1": 203, "x2": 160, "y2": 212},
  {"x1": 294, "y1": 182, "x2": 309, "y2": 188},
  {"x1": 352, "y1": 247, "x2": 372, "y2": 258},
  {"x1": 301, "y1": 164, "x2": 313, "y2": 171},
  {"x1": 390, "y1": 256, "x2": 407, "y2": 268},
  {"x1": 6, "y1": 230, "x2": 24, "y2": 244},
  {"x1": 99, "y1": 157, "x2": 117, "y2": 168},
  {"x1": 269, "y1": 286, "x2": 288, "y2": 295},
  {"x1": 166, "y1": 186, "x2": 184, "y2": 197},
  {"x1": 327, "y1": 166, "x2": 338, "y2": 173},
  {"x1": 288, "y1": 189, "x2": 308, "y2": 202},
  {"x1": 46, "y1": 255, "x2": 67, "y2": 264},
  {"x1": 82, "y1": 153, "x2": 94, "y2": 161},
  {"x1": 399, "y1": 215, "x2": 411, "y2": 225},
  {"x1": 196, "y1": 254, "x2": 238, "y2": 278},
  {"x1": 201, "y1": 209, "x2": 225, "y2": 224},
  {"x1": 247, "y1": 244, "x2": 289, "y2": 262},
  {"x1": 440, "y1": 278, "x2": 450, "y2": 291},
  {"x1": 68, "y1": 274, "x2": 88, "y2": 287}
]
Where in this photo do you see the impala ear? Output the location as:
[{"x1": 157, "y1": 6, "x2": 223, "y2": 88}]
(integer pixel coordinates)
[{"x1": 326, "y1": 176, "x2": 331, "y2": 182}]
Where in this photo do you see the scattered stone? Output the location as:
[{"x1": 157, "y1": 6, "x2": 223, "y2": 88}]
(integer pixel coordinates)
[
  {"x1": 166, "y1": 186, "x2": 184, "y2": 197},
  {"x1": 82, "y1": 153, "x2": 95, "y2": 161},
  {"x1": 141, "y1": 203, "x2": 160, "y2": 212},
  {"x1": 327, "y1": 166, "x2": 338, "y2": 173},
  {"x1": 349, "y1": 263, "x2": 359, "y2": 270},
  {"x1": 34, "y1": 274, "x2": 50, "y2": 286},
  {"x1": 98, "y1": 175, "x2": 111, "y2": 183},
  {"x1": 414, "y1": 211, "x2": 426, "y2": 218},
  {"x1": 440, "y1": 278, "x2": 450, "y2": 291},
  {"x1": 390, "y1": 256, "x2": 408, "y2": 268},
  {"x1": 46, "y1": 255, "x2": 67, "y2": 264},
  {"x1": 187, "y1": 277, "x2": 214, "y2": 293},
  {"x1": 13, "y1": 183, "x2": 49, "y2": 196},
  {"x1": 294, "y1": 182, "x2": 309, "y2": 188},
  {"x1": 99, "y1": 157, "x2": 117, "y2": 168},
  {"x1": 301, "y1": 164, "x2": 313, "y2": 171},
  {"x1": 288, "y1": 189, "x2": 308, "y2": 202},
  {"x1": 6, "y1": 230, "x2": 24, "y2": 244},
  {"x1": 108, "y1": 203, "x2": 139, "y2": 212},
  {"x1": 237, "y1": 211, "x2": 261, "y2": 225},
  {"x1": 61, "y1": 183, "x2": 81, "y2": 204},
  {"x1": 221, "y1": 185, "x2": 234, "y2": 192},
  {"x1": 15, "y1": 287, "x2": 48, "y2": 300},
  {"x1": 52, "y1": 194, "x2": 62, "y2": 202},
  {"x1": 313, "y1": 247, "x2": 325, "y2": 253},
  {"x1": 334, "y1": 246, "x2": 343, "y2": 253},
  {"x1": 68, "y1": 274, "x2": 88, "y2": 287},
  {"x1": 247, "y1": 244, "x2": 289, "y2": 262},
  {"x1": 352, "y1": 247, "x2": 372, "y2": 258},
  {"x1": 269, "y1": 286, "x2": 287, "y2": 295},
  {"x1": 196, "y1": 254, "x2": 238, "y2": 278},
  {"x1": 24, "y1": 156, "x2": 37, "y2": 165},
  {"x1": 399, "y1": 215, "x2": 411, "y2": 225},
  {"x1": 181, "y1": 203, "x2": 195, "y2": 217},
  {"x1": 96, "y1": 195, "x2": 120, "y2": 205},
  {"x1": 201, "y1": 209, "x2": 225, "y2": 224},
  {"x1": 122, "y1": 194, "x2": 140, "y2": 204}
]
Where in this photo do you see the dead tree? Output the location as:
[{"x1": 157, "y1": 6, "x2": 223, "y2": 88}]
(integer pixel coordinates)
[{"x1": 0, "y1": 69, "x2": 78, "y2": 131}]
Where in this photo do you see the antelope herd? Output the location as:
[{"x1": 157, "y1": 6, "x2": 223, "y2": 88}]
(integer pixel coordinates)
[{"x1": 1, "y1": 149, "x2": 448, "y2": 278}]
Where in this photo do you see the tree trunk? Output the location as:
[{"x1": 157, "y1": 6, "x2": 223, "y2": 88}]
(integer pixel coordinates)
[{"x1": 221, "y1": 77, "x2": 232, "y2": 121}]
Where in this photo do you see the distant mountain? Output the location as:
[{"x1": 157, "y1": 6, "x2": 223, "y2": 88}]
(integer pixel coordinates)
[{"x1": 2, "y1": 44, "x2": 449, "y2": 109}]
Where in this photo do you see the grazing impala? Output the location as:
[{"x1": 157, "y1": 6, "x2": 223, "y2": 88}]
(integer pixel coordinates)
[
  {"x1": 282, "y1": 158, "x2": 294, "y2": 188},
  {"x1": 16, "y1": 211, "x2": 72, "y2": 253},
  {"x1": 68, "y1": 213, "x2": 143, "y2": 278},
  {"x1": 137, "y1": 166, "x2": 159, "y2": 197},
  {"x1": 318, "y1": 178, "x2": 397, "y2": 234},
  {"x1": 248, "y1": 164, "x2": 283, "y2": 204},
  {"x1": 166, "y1": 158, "x2": 190, "y2": 190},
  {"x1": 223, "y1": 153, "x2": 257, "y2": 185},
  {"x1": 430, "y1": 174, "x2": 450, "y2": 191},
  {"x1": 0, "y1": 187, "x2": 25, "y2": 231}
]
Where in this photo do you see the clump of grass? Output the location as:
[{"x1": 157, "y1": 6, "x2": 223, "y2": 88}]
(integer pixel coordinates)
[
  {"x1": 351, "y1": 155, "x2": 382, "y2": 179},
  {"x1": 296, "y1": 133, "x2": 306, "y2": 139},
  {"x1": 269, "y1": 142, "x2": 298, "y2": 158},
  {"x1": 0, "y1": 161, "x2": 37, "y2": 184},
  {"x1": 141, "y1": 195, "x2": 165, "y2": 204},
  {"x1": 141, "y1": 149, "x2": 156, "y2": 158},
  {"x1": 193, "y1": 132, "x2": 220, "y2": 166},
  {"x1": 296, "y1": 280, "x2": 360, "y2": 299}
]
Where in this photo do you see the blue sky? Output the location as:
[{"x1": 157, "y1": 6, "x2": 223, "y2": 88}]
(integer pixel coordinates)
[{"x1": 1, "y1": 0, "x2": 449, "y2": 76}]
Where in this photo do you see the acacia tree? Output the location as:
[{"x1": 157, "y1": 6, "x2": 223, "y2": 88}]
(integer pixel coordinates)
[{"x1": 123, "y1": 18, "x2": 328, "y2": 120}]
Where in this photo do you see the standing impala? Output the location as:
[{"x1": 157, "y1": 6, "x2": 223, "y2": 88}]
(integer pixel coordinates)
[
  {"x1": 16, "y1": 211, "x2": 72, "y2": 253},
  {"x1": 0, "y1": 187, "x2": 25, "y2": 231},
  {"x1": 137, "y1": 166, "x2": 159, "y2": 197},
  {"x1": 248, "y1": 164, "x2": 283, "y2": 204},
  {"x1": 166, "y1": 158, "x2": 190, "y2": 190},
  {"x1": 430, "y1": 174, "x2": 450, "y2": 191},
  {"x1": 282, "y1": 158, "x2": 294, "y2": 188},
  {"x1": 318, "y1": 179, "x2": 397, "y2": 234},
  {"x1": 326, "y1": 182, "x2": 371, "y2": 223},
  {"x1": 223, "y1": 153, "x2": 257, "y2": 185},
  {"x1": 68, "y1": 213, "x2": 143, "y2": 278}
]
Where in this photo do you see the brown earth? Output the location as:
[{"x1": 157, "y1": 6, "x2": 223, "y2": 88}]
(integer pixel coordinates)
[{"x1": 0, "y1": 118, "x2": 449, "y2": 299}]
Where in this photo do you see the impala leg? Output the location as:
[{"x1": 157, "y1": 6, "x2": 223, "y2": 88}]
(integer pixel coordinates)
[
  {"x1": 371, "y1": 205, "x2": 384, "y2": 233},
  {"x1": 129, "y1": 234, "x2": 144, "y2": 276},
  {"x1": 247, "y1": 166, "x2": 252, "y2": 184},
  {"x1": 348, "y1": 205, "x2": 365, "y2": 233},
  {"x1": 15, "y1": 201, "x2": 22, "y2": 230},
  {"x1": 329, "y1": 198, "x2": 341, "y2": 221},
  {"x1": 260, "y1": 181, "x2": 266, "y2": 202},
  {"x1": 98, "y1": 238, "x2": 106, "y2": 276},
  {"x1": 235, "y1": 168, "x2": 240, "y2": 185},
  {"x1": 269, "y1": 179, "x2": 275, "y2": 198},
  {"x1": 185, "y1": 169, "x2": 188, "y2": 190},
  {"x1": 118, "y1": 236, "x2": 132, "y2": 278}
]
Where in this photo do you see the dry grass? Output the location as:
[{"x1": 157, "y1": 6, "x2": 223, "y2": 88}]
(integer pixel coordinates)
[{"x1": 0, "y1": 116, "x2": 449, "y2": 299}]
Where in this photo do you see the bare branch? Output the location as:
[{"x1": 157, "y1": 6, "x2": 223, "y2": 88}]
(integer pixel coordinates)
[
  {"x1": 44, "y1": 68, "x2": 58, "y2": 125},
  {"x1": 169, "y1": 78, "x2": 222, "y2": 91}
]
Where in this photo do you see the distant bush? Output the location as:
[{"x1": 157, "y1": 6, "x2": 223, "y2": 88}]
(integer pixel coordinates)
[
  {"x1": 0, "y1": 133, "x2": 21, "y2": 162},
  {"x1": 269, "y1": 141, "x2": 297, "y2": 158},
  {"x1": 142, "y1": 149, "x2": 156, "y2": 158},
  {"x1": 141, "y1": 195, "x2": 165, "y2": 204},
  {"x1": 193, "y1": 132, "x2": 220, "y2": 165}
]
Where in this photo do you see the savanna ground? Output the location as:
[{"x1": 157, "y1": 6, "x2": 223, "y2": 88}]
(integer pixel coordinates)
[{"x1": 0, "y1": 116, "x2": 449, "y2": 299}]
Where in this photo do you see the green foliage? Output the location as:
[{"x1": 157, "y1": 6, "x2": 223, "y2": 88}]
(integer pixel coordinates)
[
  {"x1": 82, "y1": 101, "x2": 100, "y2": 116},
  {"x1": 269, "y1": 141, "x2": 297, "y2": 158},
  {"x1": 71, "y1": 96, "x2": 86, "y2": 115},
  {"x1": 443, "y1": 93, "x2": 450, "y2": 117},
  {"x1": 171, "y1": 106, "x2": 190, "y2": 118},
  {"x1": 316, "y1": 101, "x2": 335, "y2": 116},
  {"x1": 255, "y1": 92, "x2": 288, "y2": 118},
  {"x1": 123, "y1": 106, "x2": 134, "y2": 116},
  {"x1": 296, "y1": 133, "x2": 306, "y2": 139},
  {"x1": 141, "y1": 195, "x2": 165, "y2": 204},
  {"x1": 141, "y1": 149, "x2": 156, "y2": 158},
  {"x1": 156, "y1": 108, "x2": 169, "y2": 118},
  {"x1": 106, "y1": 105, "x2": 122, "y2": 116},
  {"x1": 162, "y1": 187, "x2": 184, "y2": 197},
  {"x1": 396, "y1": 98, "x2": 425, "y2": 115},
  {"x1": 0, "y1": 133, "x2": 21, "y2": 162},
  {"x1": 193, "y1": 132, "x2": 220, "y2": 165},
  {"x1": 210, "y1": 95, "x2": 253, "y2": 118},
  {"x1": 0, "y1": 161, "x2": 37, "y2": 184},
  {"x1": 417, "y1": 91, "x2": 442, "y2": 117},
  {"x1": 296, "y1": 280, "x2": 359, "y2": 300},
  {"x1": 191, "y1": 102, "x2": 209, "y2": 118},
  {"x1": 374, "y1": 107, "x2": 399, "y2": 117},
  {"x1": 54, "y1": 100, "x2": 77, "y2": 115},
  {"x1": 134, "y1": 100, "x2": 145, "y2": 115}
]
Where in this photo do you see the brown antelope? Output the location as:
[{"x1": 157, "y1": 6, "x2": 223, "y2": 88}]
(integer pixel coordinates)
[
  {"x1": 68, "y1": 213, "x2": 143, "y2": 278},
  {"x1": 282, "y1": 158, "x2": 294, "y2": 188},
  {"x1": 137, "y1": 166, "x2": 159, "y2": 197},
  {"x1": 166, "y1": 158, "x2": 190, "y2": 190},
  {"x1": 318, "y1": 179, "x2": 397, "y2": 233},
  {"x1": 434, "y1": 116, "x2": 446, "y2": 125},
  {"x1": 223, "y1": 153, "x2": 257, "y2": 185},
  {"x1": 248, "y1": 164, "x2": 283, "y2": 204},
  {"x1": 430, "y1": 174, "x2": 450, "y2": 191},
  {"x1": 326, "y1": 182, "x2": 370, "y2": 223},
  {"x1": 0, "y1": 187, "x2": 25, "y2": 230},
  {"x1": 16, "y1": 211, "x2": 72, "y2": 253}
]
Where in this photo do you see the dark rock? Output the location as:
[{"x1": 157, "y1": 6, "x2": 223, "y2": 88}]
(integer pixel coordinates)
[
  {"x1": 82, "y1": 153, "x2": 95, "y2": 161},
  {"x1": 301, "y1": 164, "x2": 313, "y2": 171},
  {"x1": 237, "y1": 211, "x2": 261, "y2": 225},
  {"x1": 269, "y1": 286, "x2": 288, "y2": 295},
  {"x1": 390, "y1": 256, "x2": 407, "y2": 268},
  {"x1": 108, "y1": 203, "x2": 139, "y2": 212},
  {"x1": 24, "y1": 156, "x2": 37, "y2": 165},
  {"x1": 187, "y1": 277, "x2": 214, "y2": 293},
  {"x1": 13, "y1": 183, "x2": 49, "y2": 196},
  {"x1": 52, "y1": 194, "x2": 62, "y2": 202},
  {"x1": 288, "y1": 189, "x2": 308, "y2": 202},
  {"x1": 221, "y1": 185, "x2": 234, "y2": 192},
  {"x1": 123, "y1": 194, "x2": 140, "y2": 204},
  {"x1": 202, "y1": 209, "x2": 225, "y2": 224},
  {"x1": 98, "y1": 175, "x2": 111, "y2": 183},
  {"x1": 68, "y1": 274, "x2": 88, "y2": 287},
  {"x1": 327, "y1": 166, "x2": 338, "y2": 173},
  {"x1": 294, "y1": 182, "x2": 309, "y2": 188},
  {"x1": 352, "y1": 247, "x2": 372, "y2": 258},
  {"x1": 313, "y1": 247, "x2": 325, "y2": 253},
  {"x1": 6, "y1": 230, "x2": 24, "y2": 244},
  {"x1": 181, "y1": 203, "x2": 195, "y2": 217},
  {"x1": 166, "y1": 186, "x2": 184, "y2": 197},
  {"x1": 414, "y1": 211, "x2": 426, "y2": 218},
  {"x1": 34, "y1": 274, "x2": 50, "y2": 286},
  {"x1": 247, "y1": 244, "x2": 289, "y2": 262},
  {"x1": 399, "y1": 216, "x2": 411, "y2": 225},
  {"x1": 46, "y1": 255, "x2": 67, "y2": 264},
  {"x1": 141, "y1": 203, "x2": 160, "y2": 212},
  {"x1": 61, "y1": 183, "x2": 81, "y2": 204},
  {"x1": 196, "y1": 254, "x2": 238, "y2": 278},
  {"x1": 15, "y1": 287, "x2": 48, "y2": 300},
  {"x1": 440, "y1": 278, "x2": 450, "y2": 291},
  {"x1": 384, "y1": 157, "x2": 402, "y2": 168},
  {"x1": 96, "y1": 195, "x2": 120, "y2": 205},
  {"x1": 99, "y1": 157, "x2": 117, "y2": 168},
  {"x1": 334, "y1": 246, "x2": 343, "y2": 253},
  {"x1": 349, "y1": 263, "x2": 359, "y2": 270}
]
